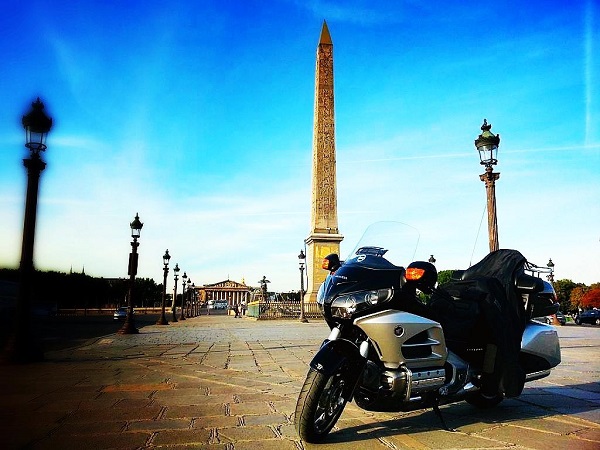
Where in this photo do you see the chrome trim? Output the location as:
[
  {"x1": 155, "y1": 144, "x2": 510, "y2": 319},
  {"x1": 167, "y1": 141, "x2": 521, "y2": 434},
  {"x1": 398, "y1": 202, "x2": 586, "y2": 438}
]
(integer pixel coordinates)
[
  {"x1": 462, "y1": 382, "x2": 478, "y2": 392},
  {"x1": 404, "y1": 367, "x2": 413, "y2": 401},
  {"x1": 525, "y1": 369, "x2": 552, "y2": 381},
  {"x1": 359, "y1": 340, "x2": 369, "y2": 358},
  {"x1": 402, "y1": 338, "x2": 441, "y2": 347},
  {"x1": 453, "y1": 382, "x2": 479, "y2": 397},
  {"x1": 328, "y1": 327, "x2": 341, "y2": 341},
  {"x1": 411, "y1": 369, "x2": 445, "y2": 393}
]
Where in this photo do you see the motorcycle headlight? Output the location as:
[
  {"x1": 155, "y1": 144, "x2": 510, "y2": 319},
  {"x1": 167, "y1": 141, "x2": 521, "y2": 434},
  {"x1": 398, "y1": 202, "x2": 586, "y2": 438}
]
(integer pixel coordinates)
[{"x1": 330, "y1": 288, "x2": 393, "y2": 319}]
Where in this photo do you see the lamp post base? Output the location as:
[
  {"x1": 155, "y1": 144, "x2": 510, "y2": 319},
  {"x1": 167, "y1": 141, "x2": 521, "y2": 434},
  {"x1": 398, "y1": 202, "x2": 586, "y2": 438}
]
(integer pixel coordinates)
[
  {"x1": 156, "y1": 314, "x2": 169, "y2": 325},
  {"x1": 117, "y1": 318, "x2": 139, "y2": 334}
]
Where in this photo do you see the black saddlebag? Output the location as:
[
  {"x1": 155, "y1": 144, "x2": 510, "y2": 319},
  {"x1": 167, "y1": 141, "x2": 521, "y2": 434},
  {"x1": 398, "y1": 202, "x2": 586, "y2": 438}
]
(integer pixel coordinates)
[
  {"x1": 432, "y1": 273, "x2": 526, "y2": 397},
  {"x1": 428, "y1": 282, "x2": 483, "y2": 342}
]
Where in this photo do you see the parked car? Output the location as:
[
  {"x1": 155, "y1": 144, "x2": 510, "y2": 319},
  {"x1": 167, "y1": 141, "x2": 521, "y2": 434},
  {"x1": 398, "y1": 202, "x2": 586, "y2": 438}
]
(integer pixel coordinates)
[
  {"x1": 575, "y1": 309, "x2": 600, "y2": 325},
  {"x1": 533, "y1": 311, "x2": 565, "y2": 326},
  {"x1": 113, "y1": 306, "x2": 131, "y2": 320}
]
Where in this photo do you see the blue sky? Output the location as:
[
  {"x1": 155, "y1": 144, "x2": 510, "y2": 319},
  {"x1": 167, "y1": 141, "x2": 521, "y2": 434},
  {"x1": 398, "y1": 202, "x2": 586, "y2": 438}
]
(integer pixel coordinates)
[{"x1": 1, "y1": 0, "x2": 599, "y2": 292}]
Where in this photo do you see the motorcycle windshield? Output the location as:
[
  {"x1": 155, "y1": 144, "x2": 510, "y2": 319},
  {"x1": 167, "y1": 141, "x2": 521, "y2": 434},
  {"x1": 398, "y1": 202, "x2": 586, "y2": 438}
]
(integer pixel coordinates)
[{"x1": 345, "y1": 221, "x2": 421, "y2": 268}]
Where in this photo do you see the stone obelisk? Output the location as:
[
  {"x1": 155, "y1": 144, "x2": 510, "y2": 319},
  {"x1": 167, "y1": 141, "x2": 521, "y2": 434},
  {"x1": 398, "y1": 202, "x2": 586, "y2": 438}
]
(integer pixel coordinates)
[{"x1": 304, "y1": 21, "x2": 343, "y2": 302}]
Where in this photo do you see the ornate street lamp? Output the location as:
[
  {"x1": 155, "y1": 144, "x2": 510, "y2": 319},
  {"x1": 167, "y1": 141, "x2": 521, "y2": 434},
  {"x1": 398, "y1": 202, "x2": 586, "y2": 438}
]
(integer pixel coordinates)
[
  {"x1": 156, "y1": 249, "x2": 171, "y2": 325},
  {"x1": 547, "y1": 258, "x2": 555, "y2": 284},
  {"x1": 179, "y1": 272, "x2": 187, "y2": 320},
  {"x1": 118, "y1": 213, "x2": 143, "y2": 334},
  {"x1": 186, "y1": 278, "x2": 192, "y2": 317},
  {"x1": 475, "y1": 119, "x2": 501, "y2": 253},
  {"x1": 428, "y1": 255, "x2": 436, "y2": 265},
  {"x1": 192, "y1": 283, "x2": 197, "y2": 316},
  {"x1": 172, "y1": 263, "x2": 180, "y2": 322},
  {"x1": 7, "y1": 98, "x2": 53, "y2": 362},
  {"x1": 298, "y1": 250, "x2": 308, "y2": 323}
]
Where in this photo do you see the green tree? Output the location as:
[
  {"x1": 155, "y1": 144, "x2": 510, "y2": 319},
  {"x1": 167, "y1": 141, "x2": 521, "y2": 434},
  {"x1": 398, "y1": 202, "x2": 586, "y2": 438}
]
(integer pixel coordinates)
[
  {"x1": 0, "y1": 268, "x2": 160, "y2": 310},
  {"x1": 553, "y1": 279, "x2": 577, "y2": 312},
  {"x1": 134, "y1": 278, "x2": 161, "y2": 307},
  {"x1": 436, "y1": 269, "x2": 459, "y2": 287}
]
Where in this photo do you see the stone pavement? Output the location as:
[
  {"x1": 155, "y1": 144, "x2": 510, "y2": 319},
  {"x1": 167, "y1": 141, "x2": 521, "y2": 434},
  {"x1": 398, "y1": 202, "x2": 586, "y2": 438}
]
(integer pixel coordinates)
[{"x1": 2, "y1": 315, "x2": 599, "y2": 450}]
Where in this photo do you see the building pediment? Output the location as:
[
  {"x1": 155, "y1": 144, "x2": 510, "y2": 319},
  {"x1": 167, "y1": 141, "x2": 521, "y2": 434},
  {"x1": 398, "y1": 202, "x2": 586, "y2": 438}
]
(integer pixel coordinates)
[{"x1": 203, "y1": 280, "x2": 248, "y2": 290}]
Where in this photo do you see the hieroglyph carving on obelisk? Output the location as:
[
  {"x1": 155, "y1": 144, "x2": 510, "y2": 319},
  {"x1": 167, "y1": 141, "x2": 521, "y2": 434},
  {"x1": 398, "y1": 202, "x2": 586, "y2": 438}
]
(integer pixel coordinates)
[{"x1": 305, "y1": 21, "x2": 343, "y2": 303}]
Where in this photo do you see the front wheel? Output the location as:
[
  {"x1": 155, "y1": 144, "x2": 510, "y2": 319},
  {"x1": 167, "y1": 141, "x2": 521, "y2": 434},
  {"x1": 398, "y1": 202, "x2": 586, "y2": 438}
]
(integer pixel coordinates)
[{"x1": 294, "y1": 367, "x2": 349, "y2": 443}]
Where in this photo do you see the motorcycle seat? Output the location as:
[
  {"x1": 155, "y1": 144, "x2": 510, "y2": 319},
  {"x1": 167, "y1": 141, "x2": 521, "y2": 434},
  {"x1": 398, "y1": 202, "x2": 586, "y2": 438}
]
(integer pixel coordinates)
[{"x1": 451, "y1": 270, "x2": 465, "y2": 281}]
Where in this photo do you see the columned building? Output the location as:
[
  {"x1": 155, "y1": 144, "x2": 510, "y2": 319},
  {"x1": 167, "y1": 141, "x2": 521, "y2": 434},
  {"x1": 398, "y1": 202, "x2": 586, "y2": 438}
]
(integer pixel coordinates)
[{"x1": 197, "y1": 279, "x2": 251, "y2": 308}]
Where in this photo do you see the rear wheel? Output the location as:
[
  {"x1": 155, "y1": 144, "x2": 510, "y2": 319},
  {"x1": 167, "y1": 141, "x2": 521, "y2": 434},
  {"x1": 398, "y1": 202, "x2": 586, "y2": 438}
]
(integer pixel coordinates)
[
  {"x1": 465, "y1": 391, "x2": 504, "y2": 408},
  {"x1": 595, "y1": 318, "x2": 600, "y2": 326},
  {"x1": 294, "y1": 367, "x2": 349, "y2": 443}
]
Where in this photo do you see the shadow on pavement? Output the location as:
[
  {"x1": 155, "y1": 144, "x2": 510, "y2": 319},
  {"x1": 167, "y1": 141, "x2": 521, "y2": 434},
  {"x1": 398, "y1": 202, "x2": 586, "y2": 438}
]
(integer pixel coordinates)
[{"x1": 319, "y1": 381, "x2": 600, "y2": 444}]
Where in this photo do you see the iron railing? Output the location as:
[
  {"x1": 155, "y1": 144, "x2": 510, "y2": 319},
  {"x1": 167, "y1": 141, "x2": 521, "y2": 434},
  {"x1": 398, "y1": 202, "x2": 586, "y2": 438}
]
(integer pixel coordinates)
[{"x1": 247, "y1": 301, "x2": 323, "y2": 320}]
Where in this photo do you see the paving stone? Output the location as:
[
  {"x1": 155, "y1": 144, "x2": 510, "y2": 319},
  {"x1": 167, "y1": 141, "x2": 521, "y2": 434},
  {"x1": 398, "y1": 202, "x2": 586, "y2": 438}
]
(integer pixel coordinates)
[
  {"x1": 232, "y1": 439, "x2": 300, "y2": 450},
  {"x1": 32, "y1": 431, "x2": 150, "y2": 450},
  {"x1": 234, "y1": 393, "x2": 290, "y2": 403},
  {"x1": 0, "y1": 421, "x2": 62, "y2": 449},
  {"x1": 52, "y1": 421, "x2": 127, "y2": 435},
  {"x1": 63, "y1": 405, "x2": 163, "y2": 422},
  {"x1": 2, "y1": 316, "x2": 598, "y2": 449},
  {"x1": 216, "y1": 424, "x2": 278, "y2": 441},
  {"x1": 191, "y1": 416, "x2": 240, "y2": 428},
  {"x1": 127, "y1": 418, "x2": 191, "y2": 431},
  {"x1": 154, "y1": 394, "x2": 219, "y2": 407},
  {"x1": 152, "y1": 428, "x2": 214, "y2": 446},
  {"x1": 241, "y1": 413, "x2": 289, "y2": 426},
  {"x1": 164, "y1": 403, "x2": 227, "y2": 417},
  {"x1": 476, "y1": 423, "x2": 600, "y2": 450},
  {"x1": 396, "y1": 428, "x2": 506, "y2": 449},
  {"x1": 229, "y1": 401, "x2": 276, "y2": 415}
]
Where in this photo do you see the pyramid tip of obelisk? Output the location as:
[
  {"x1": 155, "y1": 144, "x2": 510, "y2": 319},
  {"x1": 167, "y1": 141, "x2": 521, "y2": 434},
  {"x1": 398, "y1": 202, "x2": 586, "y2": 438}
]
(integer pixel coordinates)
[{"x1": 320, "y1": 20, "x2": 332, "y2": 45}]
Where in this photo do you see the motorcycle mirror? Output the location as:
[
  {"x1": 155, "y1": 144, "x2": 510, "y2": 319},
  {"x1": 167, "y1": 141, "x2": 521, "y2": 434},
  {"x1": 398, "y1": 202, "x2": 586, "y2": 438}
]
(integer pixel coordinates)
[
  {"x1": 405, "y1": 261, "x2": 438, "y2": 293},
  {"x1": 322, "y1": 253, "x2": 341, "y2": 272}
]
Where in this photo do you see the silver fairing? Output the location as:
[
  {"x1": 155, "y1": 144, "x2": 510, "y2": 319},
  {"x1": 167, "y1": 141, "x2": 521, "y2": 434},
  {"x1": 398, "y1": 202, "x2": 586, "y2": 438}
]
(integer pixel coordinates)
[
  {"x1": 521, "y1": 321, "x2": 561, "y2": 368},
  {"x1": 354, "y1": 310, "x2": 447, "y2": 370}
]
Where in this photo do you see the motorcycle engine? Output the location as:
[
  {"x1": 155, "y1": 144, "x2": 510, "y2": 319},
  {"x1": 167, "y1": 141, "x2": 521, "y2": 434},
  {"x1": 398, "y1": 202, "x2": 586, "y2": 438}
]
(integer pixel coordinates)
[{"x1": 360, "y1": 360, "x2": 382, "y2": 390}]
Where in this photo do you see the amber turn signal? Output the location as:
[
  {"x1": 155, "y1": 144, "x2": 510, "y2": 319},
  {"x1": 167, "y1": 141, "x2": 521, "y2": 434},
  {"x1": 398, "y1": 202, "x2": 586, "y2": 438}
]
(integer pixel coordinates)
[{"x1": 405, "y1": 267, "x2": 425, "y2": 281}]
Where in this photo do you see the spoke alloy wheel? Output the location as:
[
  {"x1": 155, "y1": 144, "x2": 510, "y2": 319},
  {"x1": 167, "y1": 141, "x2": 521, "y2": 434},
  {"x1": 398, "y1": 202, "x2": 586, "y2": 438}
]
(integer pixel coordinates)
[{"x1": 314, "y1": 375, "x2": 346, "y2": 433}]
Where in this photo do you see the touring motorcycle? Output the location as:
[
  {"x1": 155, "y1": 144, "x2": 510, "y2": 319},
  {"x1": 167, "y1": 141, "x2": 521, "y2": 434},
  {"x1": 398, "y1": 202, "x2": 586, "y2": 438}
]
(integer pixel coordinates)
[{"x1": 294, "y1": 222, "x2": 561, "y2": 443}]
